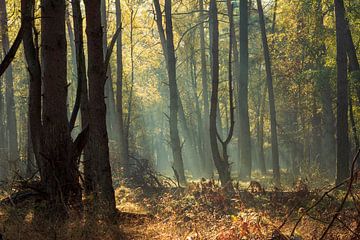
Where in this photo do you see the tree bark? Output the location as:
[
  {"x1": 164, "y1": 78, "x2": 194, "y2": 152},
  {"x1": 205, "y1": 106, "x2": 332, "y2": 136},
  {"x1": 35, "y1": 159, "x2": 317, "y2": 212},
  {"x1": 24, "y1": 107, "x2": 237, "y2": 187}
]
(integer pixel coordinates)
[
  {"x1": 84, "y1": 0, "x2": 116, "y2": 213},
  {"x1": 0, "y1": 48, "x2": 6, "y2": 180},
  {"x1": 238, "y1": 0, "x2": 252, "y2": 179},
  {"x1": 70, "y1": 0, "x2": 92, "y2": 194},
  {"x1": 257, "y1": 0, "x2": 280, "y2": 184},
  {"x1": 115, "y1": 0, "x2": 129, "y2": 178},
  {"x1": 41, "y1": 0, "x2": 82, "y2": 208},
  {"x1": 314, "y1": 0, "x2": 336, "y2": 174},
  {"x1": 21, "y1": 0, "x2": 43, "y2": 179},
  {"x1": 334, "y1": 0, "x2": 350, "y2": 184},
  {"x1": 209, "y1": 0, "x2": 232, "y2": 188},
  {"x1": 199, "y1": 0, "x2": 213, "y2": 178},
  {"x1": 344, "y1": 19, "x2": 360, "y2": 105},
  {"x1": 0, "y1": 0, "x2": 19, "y2": 176},
  {"x1": 101, "y1": 0, "x2": 118, "y2": 142},
  {"x1": 153, "y1": 0, "x2": 186, "y2": 185}
]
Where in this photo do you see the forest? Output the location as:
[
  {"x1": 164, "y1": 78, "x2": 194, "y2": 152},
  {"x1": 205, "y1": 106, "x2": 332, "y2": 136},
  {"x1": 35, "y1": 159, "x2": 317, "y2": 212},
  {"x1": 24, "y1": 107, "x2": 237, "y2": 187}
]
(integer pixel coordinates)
[{"x1": 0, "y1": 0, "x2": 359, "y2": 239}]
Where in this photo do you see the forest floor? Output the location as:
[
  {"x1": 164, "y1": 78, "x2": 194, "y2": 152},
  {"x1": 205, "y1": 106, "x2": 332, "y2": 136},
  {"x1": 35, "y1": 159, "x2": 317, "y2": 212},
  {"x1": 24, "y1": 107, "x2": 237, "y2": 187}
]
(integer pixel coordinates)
[{"x1": 0, "y1": 172, "x2": 359, "y2": 240}]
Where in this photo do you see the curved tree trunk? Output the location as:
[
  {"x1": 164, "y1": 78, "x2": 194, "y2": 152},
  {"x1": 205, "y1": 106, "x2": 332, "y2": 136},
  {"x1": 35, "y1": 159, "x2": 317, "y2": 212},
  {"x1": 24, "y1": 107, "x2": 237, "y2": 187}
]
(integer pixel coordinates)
[{"x1": 209, "y1": 0, "x2": 232, "y2": 188}]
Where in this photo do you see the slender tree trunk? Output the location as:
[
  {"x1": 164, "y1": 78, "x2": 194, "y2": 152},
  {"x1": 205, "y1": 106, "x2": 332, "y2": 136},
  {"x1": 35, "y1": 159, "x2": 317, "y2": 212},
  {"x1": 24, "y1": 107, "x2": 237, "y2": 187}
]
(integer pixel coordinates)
[
  {"x1": 115, "y1": 0, "x2": 129, "y2": 178},
  {"x1": 26, "y1": 119, "x2": 36, "y2": 178},
  {"x1": 190, "y1": 41, "x2": 204, "y2": 176},
  {"x1": 71, "y1": 0, "x2": 92, "y2": 194},
  {"x1": 257, "y1": 0, "x2": 280, "y2": 184},
  {"x1": 344, "y1": 19, "x2": 360, "y2": 105},
  {"x1": 209, "y1": 0, "x2": 232, "y2": 188},
  {"x1": 153, "y1": 0, "x2": 186, "y2": 185},
  {"x1": 314, "y1": 0, "x2": 336, "y2": 173},
  {"x1": 0, "y1": 0, "x2": 19, "y2": 176},
  {"x1": 101, "y1": 0, "x2": 118, "y2": 142},
  {"x1": 238, "y1": 0, "x2": 252, "y2": 179},
  {"x1": 41, "y1": 0, "x2": 81, "y2": 208},
  {"x1": 257, "y1": 80, "x2": 267, "y2": 174},
  {"x1": 84, "y1": 0, "x2": 116, "y2": 213},
  {"x1": 199, "y1": 0, "x2": 213, "y2": 178},
  {"x1": 0, "y1": 49, "x2": 6, "y2": 180},
  {"x1": 21, "y1": 0, "x2": 43, "y2": 180},
  {"x1": 334, "y1": 0, "x2": 350, "y2": 184}
]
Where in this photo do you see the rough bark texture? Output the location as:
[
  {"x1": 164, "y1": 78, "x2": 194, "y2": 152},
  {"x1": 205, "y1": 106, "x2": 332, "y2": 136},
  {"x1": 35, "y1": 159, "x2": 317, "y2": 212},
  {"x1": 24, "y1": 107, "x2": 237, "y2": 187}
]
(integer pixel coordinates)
[
  {"x1": 0, "y1": 0, "x2": 19, "y2": 176},
  {"x1": 41, "y1": 0, "x2": 81, "y2": 207},
  {"x1": 84, "y1": 0, "x2": 116, "y2": 213},
  {"x1": 257, "y1": 0, "x2": 280, "y2": 184},
  {"x1": 334, "y1": 0, "x2": 349, "y2": 184},
  {"x1": 209, "y1": 0, "x2": 232, "y2": 188}
]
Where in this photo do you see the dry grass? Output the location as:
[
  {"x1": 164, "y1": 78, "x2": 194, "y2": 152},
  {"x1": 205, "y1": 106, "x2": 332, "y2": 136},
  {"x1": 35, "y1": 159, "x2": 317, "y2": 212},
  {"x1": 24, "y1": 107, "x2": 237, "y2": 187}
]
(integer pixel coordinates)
[{"x1": 0, "y1": 176, "x2": 359, "y2": 240}]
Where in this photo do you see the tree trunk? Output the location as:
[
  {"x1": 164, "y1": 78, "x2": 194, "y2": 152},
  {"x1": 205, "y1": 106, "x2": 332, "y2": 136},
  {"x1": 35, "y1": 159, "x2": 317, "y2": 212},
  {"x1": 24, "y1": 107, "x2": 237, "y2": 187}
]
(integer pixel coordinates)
[
  {"x1": 257, "y1": 0, "x2": 280, "y2": 184},
  {"x1": 190, "y1": 41, "x2": 204, "y2": 177},
  {"x1": 334, "y1": 0, "x2": 350, "y2": 184},
  {"x1": 199, "y1": 0, "x2": 213, "y2": 178},
  {"x1": 238, "y1": 0, "x2": 252, "y2": 179},
  {"x1": 344, "y1": 19, "x2": 360, "y2": 105},
  {"x1": 101, "y1": 0, "x2": 118, "y2": 142},
  {"x1": 41, "y1": 0, "x2": 81, "y2": 208},
  {"x1": 314, "y1": 0, "x2": 336, "y2": 174},
  {"x1": 0, "y1": 0, "x2": 19, "y2": 176},
  {"x1": 209, "y1": 0, "x2": 232, "y2": 188},
  {"x1": 84, "y1": 0, "x2": 116, "y2": 213},
  {"x1": 115, "y1": 0, "x2": 129, "y2": 178},
  {"x1": 0, "y1": 48, "x2": 6, "y2": 180},
  {"x1": 21, "y1": 0, "x2": 43, "y2": 180},
  {"x1": 70, "y1": 0, "x2": 92, "y2": 194},
  {"x1": 153, "y1": 0, "x2": 186, "y2": 185}
]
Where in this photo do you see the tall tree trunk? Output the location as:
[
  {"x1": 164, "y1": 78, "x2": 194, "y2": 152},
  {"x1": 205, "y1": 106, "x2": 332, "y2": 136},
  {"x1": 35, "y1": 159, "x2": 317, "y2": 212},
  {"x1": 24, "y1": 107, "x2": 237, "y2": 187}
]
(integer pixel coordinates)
[
  {"x1": 334, "y1": 0, "x2": 350, "y2": 184},
  {"x1": 84, "y1": 0, "x2": 116, "y2": 213},
  {"x1": 238, "y1": 0, "x2": 252, "y2": 179},
  {"x1": 153, "y1": 0, "x2": 186, "y2": 185},
  {"x1": 21, "y1": 0, "x2": 43, "y2": 180},
  {"x1": 199, "y1": 0, "x2": 213, "y2": 178},
  {"x1": 209, "y1": 0, "x2": 232, "y2": 188},
  {"x1": 0, "y1": 0, "x2": 19, "y2": 176},
  {"x1": 101, "y1": 0, "x2": 118, "y2": 142},
  {"x1": 257, "y1": 0, "x2": 280, "y2": 184},
  {"x1": 0, "y1": 49, "x2": 6, "y2": 180},
  {"x1": 257, "y1": 78, "x2": 267, "y2": 175},
  {"x1": 71, "y1": 0, "x2": 92, "y2": 194},
  {"x1": 41, "y1": 0, "x2": 81, "y2": 207},
  {"x1": 115, "y1": 0, "x2": 129, "y2": 178},
  {"x1": 190, "y1": 40, "x2": 204, "y2": 177},
  {"x1": 344, "y1": 19, "x2": 360, "y2": 105},
  {"x1": 314, "y1": 0, "x2": 336, "y2": 174}
]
